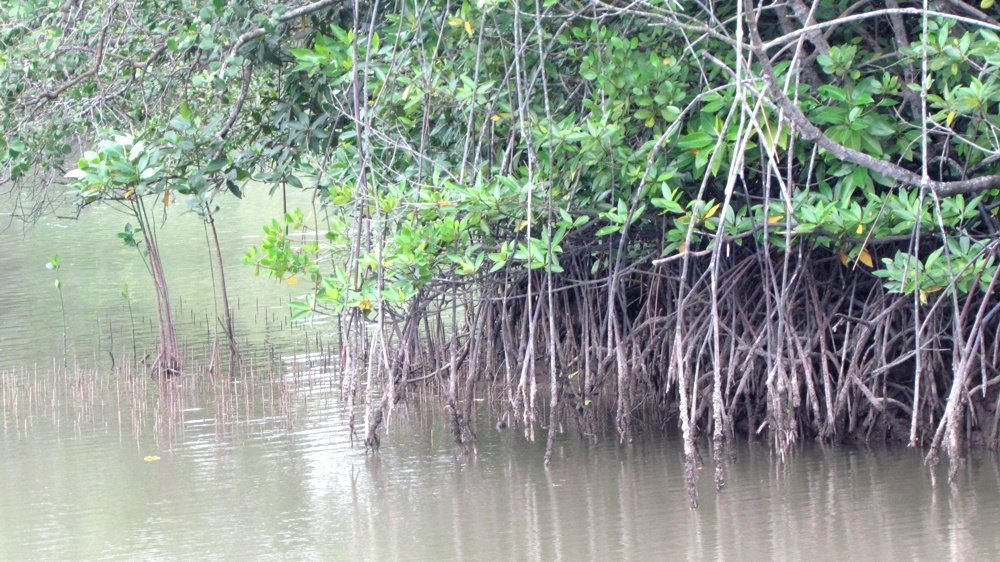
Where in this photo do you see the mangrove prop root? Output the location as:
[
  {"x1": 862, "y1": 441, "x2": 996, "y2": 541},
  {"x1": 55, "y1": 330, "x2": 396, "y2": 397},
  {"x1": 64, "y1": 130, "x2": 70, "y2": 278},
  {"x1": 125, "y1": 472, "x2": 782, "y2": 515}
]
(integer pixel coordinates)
[{"x1": 342, "y1": 249, "x2": 999, "y2": 504}]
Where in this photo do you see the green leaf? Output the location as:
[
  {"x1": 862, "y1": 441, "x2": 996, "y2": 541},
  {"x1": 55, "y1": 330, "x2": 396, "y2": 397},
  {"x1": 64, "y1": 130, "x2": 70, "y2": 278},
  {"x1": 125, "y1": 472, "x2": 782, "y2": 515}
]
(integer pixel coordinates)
[
  {"x1": 202, "y1": 157, "x2": 228, "y2": 174},
  {"x1": 661, "y1": 105, "x2": 681, "y2": 122},
  {"x1": 818, "y1": 85, "x2": 846, "y2": 102},
  {"x1": 678, "y1": 131, "x2": 714, "y2": 151}
]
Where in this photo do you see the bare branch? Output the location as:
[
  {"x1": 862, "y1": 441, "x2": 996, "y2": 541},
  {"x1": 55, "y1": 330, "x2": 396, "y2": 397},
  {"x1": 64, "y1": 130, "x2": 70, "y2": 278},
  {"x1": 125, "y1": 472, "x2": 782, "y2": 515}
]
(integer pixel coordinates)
[{"x1": 761, "y1": 7, "x2": 1000, "y2": 52}]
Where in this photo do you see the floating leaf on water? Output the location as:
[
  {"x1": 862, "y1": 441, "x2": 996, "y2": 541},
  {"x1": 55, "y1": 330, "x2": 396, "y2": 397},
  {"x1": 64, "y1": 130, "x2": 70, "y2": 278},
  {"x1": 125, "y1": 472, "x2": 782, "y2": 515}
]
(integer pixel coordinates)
[
  {"x1": 143, "y1": 455, "x2": 160, "y2": 462},
  {"x1": 286, "y1": 277, "x2": 299, "y2": 285}
]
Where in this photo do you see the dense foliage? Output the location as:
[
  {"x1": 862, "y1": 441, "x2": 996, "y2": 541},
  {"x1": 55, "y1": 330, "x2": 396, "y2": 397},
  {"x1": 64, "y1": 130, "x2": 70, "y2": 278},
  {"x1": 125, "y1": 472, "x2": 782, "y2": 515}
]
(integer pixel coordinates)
[{"x1": 3, "y1": 0, "x2": 1000, "y2": 504}]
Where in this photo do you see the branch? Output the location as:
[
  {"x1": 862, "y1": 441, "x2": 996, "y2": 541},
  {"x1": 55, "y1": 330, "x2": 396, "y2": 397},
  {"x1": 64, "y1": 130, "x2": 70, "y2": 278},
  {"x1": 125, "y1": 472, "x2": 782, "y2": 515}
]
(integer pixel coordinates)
[
  {"x1": 883, "y1": 0, "x2": 922, "y2": 118},
  {"x1": 746, "y1": 5, "x2": 1000, "y2": 198},
  {"x1": 34, "y1": 6, "x2": 115, "y2": 105},
  {"x1": 761, "y1": 8, "x2": 1000, "y2": 52},
  {"x1": 132, "y1": 44, "x2": 168, "y2": 71},
  {"x1": 219, "y1": 0, "x2": 342, "y2": 77},
  {"x1": 217, "y1": 64, "x2": 254, "y2": 144},
  {"x1": 942, "y1": 0, "x2": 1000, "y2": 27},
  {"x1": 201, "y1": 63, "x2": 254, "y2": 189},
  {"x1": 788, "y1": 0, "x2": 830, "y2": 55}
]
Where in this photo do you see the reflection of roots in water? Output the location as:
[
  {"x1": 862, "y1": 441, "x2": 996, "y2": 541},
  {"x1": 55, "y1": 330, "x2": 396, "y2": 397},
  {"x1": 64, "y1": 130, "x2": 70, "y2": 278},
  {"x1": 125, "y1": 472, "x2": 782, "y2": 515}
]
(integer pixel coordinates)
[{"x1": 0, "y1": 347, "x2": 320, "y2": 449}]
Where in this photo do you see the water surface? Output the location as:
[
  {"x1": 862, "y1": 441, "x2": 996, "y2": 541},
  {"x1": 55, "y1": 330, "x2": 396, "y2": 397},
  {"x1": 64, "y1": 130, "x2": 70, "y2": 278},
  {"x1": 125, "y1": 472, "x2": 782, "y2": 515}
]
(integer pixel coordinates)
[{"x1": 2, "y1": 191, "x2": 999, "y2": 560}]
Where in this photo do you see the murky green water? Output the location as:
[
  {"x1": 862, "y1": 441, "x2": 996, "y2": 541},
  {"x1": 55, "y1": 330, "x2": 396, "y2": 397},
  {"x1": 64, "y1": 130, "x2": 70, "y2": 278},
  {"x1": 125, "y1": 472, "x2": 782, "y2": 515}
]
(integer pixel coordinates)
[
  {"x1": 0, "y1": 189, "x2": 310, "y2": 371},
  {"x1": 2, "y1": 191, "x2": 1000, "y2": 560}
]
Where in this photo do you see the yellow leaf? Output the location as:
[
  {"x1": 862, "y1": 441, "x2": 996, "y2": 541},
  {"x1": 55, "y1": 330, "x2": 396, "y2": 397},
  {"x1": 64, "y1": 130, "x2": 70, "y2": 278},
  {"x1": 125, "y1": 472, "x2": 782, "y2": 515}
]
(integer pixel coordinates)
[
  {"x1": 983, "y1": 0, "x2": 995, "y2": 9},
  {"x1": 286, "y1": 277, "x2": 299, "y2": 285},
  {"x1": 919, "y1": 290, "x2": 928, "y2": 305},
  {"x1": 143, "y1": 455, "x2": 160, "y2": 462},
  {"x1": 490, "y1": 113, "x2": 503, "y2": 123},
  {"x1": 858, "y1": 249, "x2": 873, "y2": 268},
  {"x1": 768, "y1": 215, "x2": 783, "y2": 224},
  {"x1": 856, "y1": 223, "x2": 864, "y2": 235},
  {"x1": 124, "y1": 188, "x2": 135, "y2": 200},
  {"x1": 839, "y1": 250, "x2": 849, "y2": 266},
  {"x1": 163, "y1": 190, "x2": 171, "y2": 207},
  {"x1": 678, "y1": 242, "x2": 686, "y2": 254},
  {"x1": 662, "y1": 57, "x2": 672, "y2": 65},
  {"x1": 464, "y1": 20, "x2": 473, "y2": 37},
  {"x1": 358, "y1": 298, "x2": 372, "y2": 311},
  {"x1": 946, "y1": 110, "x2": 957, "y2": 127},
  {"x1": 645, "y1": 116, "x2": 655, "y2": 128},
  {"x1": 516, "y1": 219, "x2": 529, "y2": 231},
  {"x1": 704, "y1": 203, "x2": 721, "y2": 219},
  {"x1": 447, "y1": 17, "x2": 464, "y2": 27}
]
